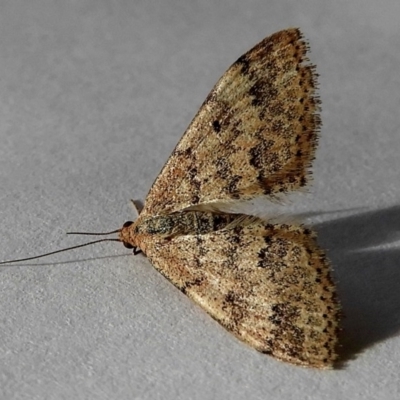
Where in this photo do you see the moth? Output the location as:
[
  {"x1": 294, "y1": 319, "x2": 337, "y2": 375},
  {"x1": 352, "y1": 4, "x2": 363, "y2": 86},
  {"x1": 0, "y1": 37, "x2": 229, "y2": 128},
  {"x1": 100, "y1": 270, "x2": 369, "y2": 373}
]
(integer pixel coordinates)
[
  {"x1": 3, "y1": 29, "x2": 341, "y2": 368},
  {"x1": 119, "y1": 28, "x2": 341, "y2": 368}
]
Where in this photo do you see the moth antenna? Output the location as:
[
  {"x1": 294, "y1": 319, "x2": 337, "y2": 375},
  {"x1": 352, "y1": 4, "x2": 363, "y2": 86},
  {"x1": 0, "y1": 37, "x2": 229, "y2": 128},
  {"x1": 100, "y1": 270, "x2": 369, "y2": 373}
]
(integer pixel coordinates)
[
  {"x1": 0, "y1": 238, "x2": 121, "y2": 265},
  {"x1": 66, "y1": 228, "x2": 121, "y2": 236}
]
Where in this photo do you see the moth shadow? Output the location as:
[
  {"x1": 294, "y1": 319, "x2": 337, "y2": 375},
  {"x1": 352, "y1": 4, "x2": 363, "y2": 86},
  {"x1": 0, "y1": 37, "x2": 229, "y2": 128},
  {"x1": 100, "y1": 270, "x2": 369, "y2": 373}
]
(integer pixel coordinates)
[{"x1": 314, "y1": 205, "x2": 400, "y2": 364}]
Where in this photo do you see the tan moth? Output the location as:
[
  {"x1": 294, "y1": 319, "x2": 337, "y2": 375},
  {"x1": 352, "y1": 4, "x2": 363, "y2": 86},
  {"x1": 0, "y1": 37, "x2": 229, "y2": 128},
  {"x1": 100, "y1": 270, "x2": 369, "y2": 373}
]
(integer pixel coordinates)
[{"x1": 2, "y1": 29, "x2": 340, "y2": 368}]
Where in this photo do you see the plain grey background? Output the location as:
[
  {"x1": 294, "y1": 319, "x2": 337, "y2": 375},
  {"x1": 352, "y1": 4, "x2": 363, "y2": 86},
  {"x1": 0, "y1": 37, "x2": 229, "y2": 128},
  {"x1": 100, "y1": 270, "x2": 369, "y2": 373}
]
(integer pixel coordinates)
[{"x1": 1, "y1": 0, "x2": 399, "y2": 399}]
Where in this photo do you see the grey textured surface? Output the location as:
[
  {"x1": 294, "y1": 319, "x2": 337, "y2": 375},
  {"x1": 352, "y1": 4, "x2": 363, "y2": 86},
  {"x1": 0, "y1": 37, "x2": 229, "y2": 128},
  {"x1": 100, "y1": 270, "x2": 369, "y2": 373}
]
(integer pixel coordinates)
[{"x1": 1, "y1": 0, "x2": 400, "y2": 399}]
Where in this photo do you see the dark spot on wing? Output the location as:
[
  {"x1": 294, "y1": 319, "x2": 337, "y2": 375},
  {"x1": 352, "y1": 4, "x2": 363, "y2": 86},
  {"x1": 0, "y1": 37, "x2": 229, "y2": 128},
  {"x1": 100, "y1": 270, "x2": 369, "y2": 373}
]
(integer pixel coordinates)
[{"x1": 212, "y1": 120, "x2": 221, "y2": 133}]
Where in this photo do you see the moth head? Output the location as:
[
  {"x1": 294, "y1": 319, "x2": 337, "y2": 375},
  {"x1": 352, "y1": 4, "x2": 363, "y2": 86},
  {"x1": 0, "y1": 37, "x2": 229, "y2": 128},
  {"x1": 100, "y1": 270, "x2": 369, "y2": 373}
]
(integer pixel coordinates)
[{"x1": 119, "y1": 220, "x2": 141, "y2": 253}]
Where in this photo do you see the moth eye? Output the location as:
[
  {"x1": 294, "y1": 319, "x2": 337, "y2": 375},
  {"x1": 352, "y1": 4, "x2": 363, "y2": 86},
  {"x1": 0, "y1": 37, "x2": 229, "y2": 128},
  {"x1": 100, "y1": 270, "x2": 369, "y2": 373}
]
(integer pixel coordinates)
[
  {"x1": 123, "y1": 221, "x2": 133, "y2": 228},
  {"x1": 123, "y1": 242, "x2": 134, "y2": 249}
]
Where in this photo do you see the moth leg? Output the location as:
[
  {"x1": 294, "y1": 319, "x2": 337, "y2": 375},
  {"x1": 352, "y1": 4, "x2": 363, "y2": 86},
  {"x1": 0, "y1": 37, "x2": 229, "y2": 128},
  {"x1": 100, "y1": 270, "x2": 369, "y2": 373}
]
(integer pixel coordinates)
[
  {"x1": 133, "y1": 247, "x2": 142, "y2": 255},
  {"x1": 130, "y1": 199, "x2": 143, "y2": 217}
]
